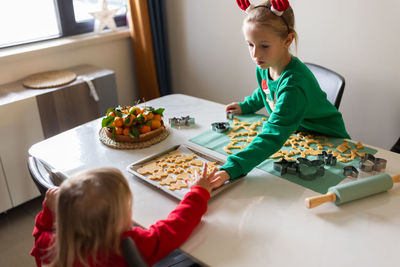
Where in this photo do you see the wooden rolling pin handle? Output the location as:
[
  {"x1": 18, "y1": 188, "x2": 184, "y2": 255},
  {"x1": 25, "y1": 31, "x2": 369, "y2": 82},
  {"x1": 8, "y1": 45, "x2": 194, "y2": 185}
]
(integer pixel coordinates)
[
  {"x1": 305, "y1": 191, "x2": 336, "y2": 209},
  {"x1": 392, "y1": 174, "x2": 400, "y2": 183}
]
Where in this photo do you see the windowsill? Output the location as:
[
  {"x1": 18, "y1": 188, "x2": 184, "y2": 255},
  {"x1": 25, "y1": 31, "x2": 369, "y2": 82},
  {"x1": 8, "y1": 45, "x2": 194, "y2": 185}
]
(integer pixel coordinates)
[{"x1": 0, "y1": 27, "x2": 131, "y2": 63}]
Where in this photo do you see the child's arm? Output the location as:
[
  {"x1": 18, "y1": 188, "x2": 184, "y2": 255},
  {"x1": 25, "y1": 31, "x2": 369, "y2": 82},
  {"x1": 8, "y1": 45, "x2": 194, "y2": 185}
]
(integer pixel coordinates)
[
  {"x1": 126, "y1": 165, "x2": 218, "y2": 266},
  {"x1": 30, "y1": 188, "x2": 59, "y2": 266},
  {"x1": 221, "y1": 86, "x2": 307, "y2": 179},
  {"x1": 237, "y1": 88, "x2": 266, "y2": 114}
]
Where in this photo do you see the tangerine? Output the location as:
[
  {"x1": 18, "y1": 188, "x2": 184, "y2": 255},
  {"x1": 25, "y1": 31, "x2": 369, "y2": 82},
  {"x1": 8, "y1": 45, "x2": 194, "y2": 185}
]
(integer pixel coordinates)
[
  {"x1": 107, "y1": 111, "x2": 116, "y2": 117},
  {"x1": 114, "y1": 117, "x2": 124, "y2": 127},
  {"x1": 129, "y1": 106, "x2": 142, "y2": 115},
  {"x1": 139, "y1": 125, "x2": 151, "y2": 134},
  {"x1": 153, "y1": 114, "x2": 162, "y2": 121},
  {"x1": 125, "y1": 114, "x2": 136, "y2": 126},
  {"x1": 150, "y1": 120, "x2": 161, "y2": 130},
  {"x1": 123, "y1": 128, "x2": 130, "y2": 136},
  {"x1": 145, "y1": 112, "x2": 154, "y2": 120},
  {"x1": 115, "y1": 127, "x2": 123, "y2": 135}
]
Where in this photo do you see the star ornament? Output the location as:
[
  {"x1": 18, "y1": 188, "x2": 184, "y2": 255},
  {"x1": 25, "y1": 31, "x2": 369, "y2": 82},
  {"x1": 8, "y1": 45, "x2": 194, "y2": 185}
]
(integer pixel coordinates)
[{"x1": 90, "y1": 0, "x2": 119, "y2": 33}]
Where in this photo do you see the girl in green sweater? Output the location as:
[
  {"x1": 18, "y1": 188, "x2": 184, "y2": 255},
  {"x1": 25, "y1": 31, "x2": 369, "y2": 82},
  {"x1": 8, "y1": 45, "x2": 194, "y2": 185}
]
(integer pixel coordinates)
[{"x1": 213, "y1": 0, "x2": 350, "y2": 186}]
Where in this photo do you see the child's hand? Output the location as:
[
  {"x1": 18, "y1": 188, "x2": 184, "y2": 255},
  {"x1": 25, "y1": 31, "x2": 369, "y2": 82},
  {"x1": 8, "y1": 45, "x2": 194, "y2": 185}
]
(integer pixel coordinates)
[
  {"x1": 226, "y1": 102, "x2": 242, "y2": 115},
  {"x1": 44, "y1": 187, "x2": 59, "y2": 214},
  {"x1": 193, "y1": 163, "x2": 220, "y2": 194},
  {"x1": 211, "y1": 170, "x2": 231, "y2": 188}
]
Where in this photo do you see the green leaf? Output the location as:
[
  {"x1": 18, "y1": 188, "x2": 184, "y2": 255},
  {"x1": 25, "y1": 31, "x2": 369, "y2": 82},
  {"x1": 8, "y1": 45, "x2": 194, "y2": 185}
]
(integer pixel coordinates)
[
  {"x1": 145, "y1": 120, "x2": 152, "y2": 126},
  {"x1": 102, "y1": 116, "x2": 115, "y2": 128},
  {"x1": 153, "y1": 108, "x2": 165, "y2": 115},
  {"x1": 106, "y1": 107, "x2": 115, "y2": 115},
  {"x1": 129, "y1": 108, "x2": 137, "y2": 115},
  {"x1": 136, "y1": 114, "x2": 145, "y2": 122},
  {"x1": 145, "y1": 106, "x2": 155, "y2": 112},
  {"x1": 131, "y1": 126, "x2": 140, "y2": 138},
  {"x1": 111, "y1": 127, "x2": 116, "y2": 140},
  {"x1": 124, "y1": 115, "x2": 132, "y2": 125}
]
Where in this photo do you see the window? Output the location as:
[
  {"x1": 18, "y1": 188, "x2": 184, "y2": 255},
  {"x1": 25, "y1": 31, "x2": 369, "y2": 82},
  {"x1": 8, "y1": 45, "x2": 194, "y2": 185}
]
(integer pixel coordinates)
[
  {"x1": 0, "y1": 0, "x2": 127, "y2": 49},
  {"x1": 0, "y1": 0, "x2": 60, "y2": 48},
  {"x1": 73, "y1": 0, "x2": 127, "y2": 22}
]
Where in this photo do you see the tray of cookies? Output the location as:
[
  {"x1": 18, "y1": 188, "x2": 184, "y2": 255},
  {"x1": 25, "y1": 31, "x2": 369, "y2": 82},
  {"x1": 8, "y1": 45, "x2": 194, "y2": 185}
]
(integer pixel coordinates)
[{"x1": 127, "y1": 144, "x2": 242, "y2": 200}]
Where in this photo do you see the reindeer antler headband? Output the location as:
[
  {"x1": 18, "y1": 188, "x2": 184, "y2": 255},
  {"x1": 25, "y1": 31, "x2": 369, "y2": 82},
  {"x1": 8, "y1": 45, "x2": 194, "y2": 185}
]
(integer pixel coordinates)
[{"x1": 236, "y1": 0, "x2": 290, "y2": 16}]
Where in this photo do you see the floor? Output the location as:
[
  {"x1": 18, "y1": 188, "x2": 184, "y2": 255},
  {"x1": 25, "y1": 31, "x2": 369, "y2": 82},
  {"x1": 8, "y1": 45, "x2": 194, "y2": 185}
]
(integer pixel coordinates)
[{"x1": 0, "y1": 196, "x2": 43, "y2": 267}]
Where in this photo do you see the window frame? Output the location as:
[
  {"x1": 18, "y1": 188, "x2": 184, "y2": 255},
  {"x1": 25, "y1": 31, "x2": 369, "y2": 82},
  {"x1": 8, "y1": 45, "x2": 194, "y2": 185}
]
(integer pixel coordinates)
[{"x1": 56, "y1": 0, "x2": 127, "y2": 36}]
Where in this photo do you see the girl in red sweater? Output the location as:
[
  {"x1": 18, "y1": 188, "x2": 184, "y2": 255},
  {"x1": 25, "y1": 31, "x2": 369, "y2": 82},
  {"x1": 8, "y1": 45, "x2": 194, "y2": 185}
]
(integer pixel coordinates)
[{"x1": 31, "y1": 165, "x2": 218, "y2": 267}]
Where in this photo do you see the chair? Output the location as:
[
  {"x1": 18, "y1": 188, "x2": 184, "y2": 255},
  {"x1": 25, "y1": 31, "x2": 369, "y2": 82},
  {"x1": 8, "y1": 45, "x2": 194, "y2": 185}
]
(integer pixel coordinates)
[
  {"x1": 27, "y1": 156, "x2": 56, "y2": 196},
  {"x1": 391, "y1": 137, "x2": 400, "y2": 153},
  {"x1": 122, "y1": 237, "x2": 147, "y2": 267},
  {"x1": 305, "y1": 62, "x2": 345, "y2": 109}
]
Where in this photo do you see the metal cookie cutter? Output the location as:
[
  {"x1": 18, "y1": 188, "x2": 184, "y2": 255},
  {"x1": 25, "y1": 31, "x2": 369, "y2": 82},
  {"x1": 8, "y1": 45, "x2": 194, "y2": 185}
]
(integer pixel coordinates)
[
  {"x1": 226, "y1": 111, "x2": 235, "y2": 120},
  {"x1": 318, "y1": 151, "x2": 337, "y2": 166},
  {"x1": 343, "y1": 166, "x2": 359, "y2": 178},
  {"x1": 273, "y1": 159, "x2": 299, "y2": 175},
  {"x1": 211, "y1": 122, "x2": 230, "y2": 133},
  {"x1": 359, "y1": 153, "x2": 387, "y2": 172},
  {"x1": 273, "y1": 158, "x2": 325, "y2": 181},
  {"x1": 168, "y1": 116, "x2": 195, "y2": 127},
  {"x1": 296, "y1": 157, "x2": 325, "y2": 181}
]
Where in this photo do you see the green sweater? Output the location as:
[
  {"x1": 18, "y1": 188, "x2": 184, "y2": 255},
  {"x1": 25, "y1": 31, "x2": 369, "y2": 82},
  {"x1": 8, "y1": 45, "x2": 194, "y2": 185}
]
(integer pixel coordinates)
[{"x1": 221, "y1": 56, "x2": 350, "y2": 180}]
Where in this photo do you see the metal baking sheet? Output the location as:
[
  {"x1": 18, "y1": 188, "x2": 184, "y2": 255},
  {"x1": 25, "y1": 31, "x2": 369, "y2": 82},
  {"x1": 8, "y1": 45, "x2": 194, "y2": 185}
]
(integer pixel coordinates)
[{"x1": 127, "y1": 144, "x2": 243, "y2": 200}]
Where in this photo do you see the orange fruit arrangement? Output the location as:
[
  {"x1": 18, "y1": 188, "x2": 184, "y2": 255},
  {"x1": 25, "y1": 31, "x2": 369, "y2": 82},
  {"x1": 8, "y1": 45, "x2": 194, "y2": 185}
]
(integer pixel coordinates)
[{"x1": 102, "y1": 105, "x2": 165, "y2": 142}]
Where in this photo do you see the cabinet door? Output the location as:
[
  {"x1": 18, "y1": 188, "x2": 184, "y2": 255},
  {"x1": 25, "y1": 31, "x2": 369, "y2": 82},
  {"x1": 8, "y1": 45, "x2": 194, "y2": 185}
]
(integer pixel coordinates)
[
  {"x1": 0, "y1": 98, "x2": 42, "y2": 207},
  {"x1": 0, "y1": 157, "x2": 12, "y2": 213}
]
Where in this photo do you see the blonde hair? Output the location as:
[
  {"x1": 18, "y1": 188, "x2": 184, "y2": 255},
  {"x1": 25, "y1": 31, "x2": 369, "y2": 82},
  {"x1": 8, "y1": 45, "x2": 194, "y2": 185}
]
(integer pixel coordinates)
[
  {"x1": 50, "y1": 168, "x2": 132, "y2": 267},
  {"x1": 244, "y1": 0, "x2": 298, "y2": 49}
]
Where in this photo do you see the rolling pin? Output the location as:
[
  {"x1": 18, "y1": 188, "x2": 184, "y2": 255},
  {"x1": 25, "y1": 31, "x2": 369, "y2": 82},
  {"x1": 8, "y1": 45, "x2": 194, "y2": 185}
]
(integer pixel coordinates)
[{"x1": 305, "y1": 173, "x2": 400, "y2": 208}]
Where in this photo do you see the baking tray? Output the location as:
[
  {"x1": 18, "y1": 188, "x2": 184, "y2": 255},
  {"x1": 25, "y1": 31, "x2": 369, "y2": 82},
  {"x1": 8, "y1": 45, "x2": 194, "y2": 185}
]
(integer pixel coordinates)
[{"x1": 127, "y1": 144, "x2": 243, "y2": 200}]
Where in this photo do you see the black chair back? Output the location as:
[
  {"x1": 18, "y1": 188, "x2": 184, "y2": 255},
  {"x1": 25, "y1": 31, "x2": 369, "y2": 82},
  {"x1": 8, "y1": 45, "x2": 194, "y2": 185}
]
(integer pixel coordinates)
[
  {"x1": 27, "y1": 156, "x2": 55, "y2": 196},
  {"x1": 122, "y1": 237, "x2": 147, "y2": 267},
  {"x1": 305, "y1": 62, "x2": 345, "y2": 109}
]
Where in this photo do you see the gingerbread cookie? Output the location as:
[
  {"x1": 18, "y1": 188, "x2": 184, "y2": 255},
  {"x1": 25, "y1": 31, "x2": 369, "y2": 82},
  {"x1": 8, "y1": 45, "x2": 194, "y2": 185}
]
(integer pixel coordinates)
[
  {"x1": 137, "y1": 162, "x2": 163, "y2": 175},
  {"x1": 158, "y1": 175, "x2": 176, "y2": 185},
  {"x1": 190, "y1": 159, "x2": 204, "y2": 167},
  {"x1": 169, "y1": 180, "x2": 188, "y2": 191}
]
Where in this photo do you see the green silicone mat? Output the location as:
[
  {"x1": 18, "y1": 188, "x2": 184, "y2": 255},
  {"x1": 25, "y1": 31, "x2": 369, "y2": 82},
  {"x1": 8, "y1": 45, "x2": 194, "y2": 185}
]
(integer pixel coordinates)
[{"x1": 189, "y1": 114, "x2": 377, "y2": 194}]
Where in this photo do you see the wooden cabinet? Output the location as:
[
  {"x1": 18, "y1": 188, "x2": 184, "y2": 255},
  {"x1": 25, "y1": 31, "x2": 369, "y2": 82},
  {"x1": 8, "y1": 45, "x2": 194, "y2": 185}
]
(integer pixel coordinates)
[{"x1": 0, "y1": 65, "x2": 118, "y2": 212}]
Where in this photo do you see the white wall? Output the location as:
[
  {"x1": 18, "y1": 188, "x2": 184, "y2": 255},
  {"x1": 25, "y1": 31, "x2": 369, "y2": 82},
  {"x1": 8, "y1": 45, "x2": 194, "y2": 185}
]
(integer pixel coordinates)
[
  {"x1": 0, "y1": 31, "x2": 138, "y2": 106},
  {"x1": 166, "y1": 0, "x2": 400, "y2": 149}
]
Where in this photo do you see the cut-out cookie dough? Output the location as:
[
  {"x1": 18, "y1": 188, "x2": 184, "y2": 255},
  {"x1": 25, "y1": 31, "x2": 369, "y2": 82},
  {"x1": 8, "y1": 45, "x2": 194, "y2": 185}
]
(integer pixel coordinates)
[
  {"x1": 190, "y1": 159, "x2": 204, "y2": 167},
  {"x1": 137, "y1": 162, "x2": 163, "y2": 175},
  {"x1": 158, "y1": 175, "x2": 176, "y2": 186},
  {"x1": 169, "y1": 180, "x2": 188, "y2": 191}
]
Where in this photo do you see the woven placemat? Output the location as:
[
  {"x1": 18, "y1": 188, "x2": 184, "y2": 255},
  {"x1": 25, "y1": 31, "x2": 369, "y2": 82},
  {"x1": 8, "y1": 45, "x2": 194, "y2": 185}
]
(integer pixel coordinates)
[
  {"x1": 99, "y1": 127, "x2": 170, "y2": 149},
  {"x1": 22, "y1": 70, "x2": 77, "y2": 89}
]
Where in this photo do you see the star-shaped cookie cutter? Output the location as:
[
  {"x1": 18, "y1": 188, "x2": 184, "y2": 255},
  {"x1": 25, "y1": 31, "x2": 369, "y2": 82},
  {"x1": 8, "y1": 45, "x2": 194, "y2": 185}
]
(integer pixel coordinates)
[{"x1": 359, "y1": 153, "x2": 387, "y2": 172}]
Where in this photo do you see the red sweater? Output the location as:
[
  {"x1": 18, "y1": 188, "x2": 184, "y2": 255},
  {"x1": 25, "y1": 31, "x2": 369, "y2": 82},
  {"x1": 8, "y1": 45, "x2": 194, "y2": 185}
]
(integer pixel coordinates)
[{"x1": 31, "y1": 186, "x2": 210, "y2": 266}]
